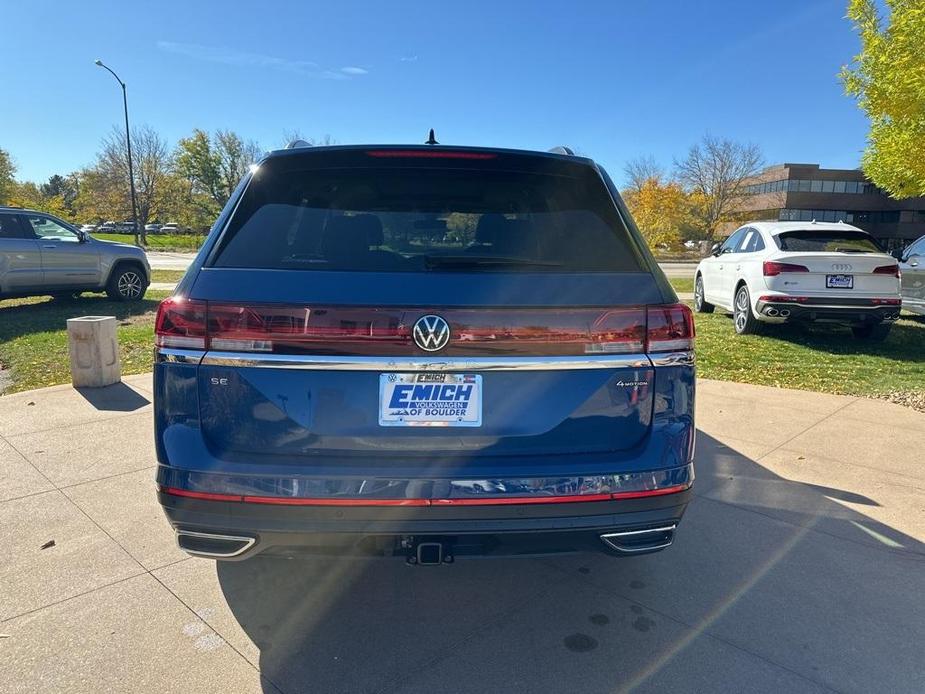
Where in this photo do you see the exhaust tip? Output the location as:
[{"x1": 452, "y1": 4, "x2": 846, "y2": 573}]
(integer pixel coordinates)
[
  {"x1": 176, "y1": 530, "x2": 256, "y2": 558},
  {"x1": 600, "y1": 525, "x2": 676, "y2": 554},
  {"x1": 766, "y1": 307, "x2": 779, "y2": 316},
  {"x1": 779, "y1": 309, "x2": 791, "y2": 318}
]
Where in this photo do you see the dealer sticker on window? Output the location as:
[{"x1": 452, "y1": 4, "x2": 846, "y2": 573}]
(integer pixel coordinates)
[{"x1": 379, "y1": 373, "x2": 482, "y2": 427}]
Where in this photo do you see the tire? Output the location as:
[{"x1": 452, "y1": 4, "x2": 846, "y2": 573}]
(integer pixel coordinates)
[
  {"x1": 106, "y1": 264, "x2": 147, "y2": 301},
  {"x1": 694, "y1": 274, "x2": 714, "y2": 313},
  {"x1": 733, "y1": 284, "x2": 762, "y2": 335},
  {"x1": 851, "y1": 323, "x2": 891, "y2": 342}
]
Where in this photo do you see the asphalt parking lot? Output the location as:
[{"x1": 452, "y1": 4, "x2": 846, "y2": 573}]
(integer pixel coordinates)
[{"x1": 1, "y1": 376, "x2": 923, "y2": 693}]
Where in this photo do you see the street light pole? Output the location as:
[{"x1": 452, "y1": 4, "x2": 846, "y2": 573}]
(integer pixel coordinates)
[{"x1": 94, "y1": 59, "x2": 141, "y2": 246}]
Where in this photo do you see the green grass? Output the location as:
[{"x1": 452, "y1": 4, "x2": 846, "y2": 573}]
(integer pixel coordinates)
[
  {"x1": 694, "y1": 309, "x2": 925, "y2": 399},
  {"x1": 2, "y1": 290, "x2": 923, "y2": 406},
  {"x1": 670, "y1": 277, "x2": 694, "y2": 294},
  {"x1": 91, "y1": 232, "x2": 204, "y2": 252},
  {"x1": 0, "y1": 291, "x2": 170, "y2": 393},
  {"x1": 150, "y1": 269, "x2": 186, "y2": 284}
]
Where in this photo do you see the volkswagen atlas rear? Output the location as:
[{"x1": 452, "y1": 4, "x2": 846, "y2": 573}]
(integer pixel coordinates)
[{"x1": 154, "y1": 144, "x2": 695, "y2": 563}]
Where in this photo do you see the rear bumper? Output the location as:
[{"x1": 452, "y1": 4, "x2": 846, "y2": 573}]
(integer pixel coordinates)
[
  {"x1": 159, "y1": 486, "x2": 692, "y2": 560},
  {"x1": 755, "y1": 297, "x2": 901, "y2": 323}
]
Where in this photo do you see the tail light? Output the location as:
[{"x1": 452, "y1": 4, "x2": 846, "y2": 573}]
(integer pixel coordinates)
[
  {"x1": 763, "y1": 261, "x2": 810, "y2": 276},
  {"x1": 155, "y1": 299, "x2": 694, "y2": 355},
  {"x1": 873, "y1": 264, "x2": 900, "y2": 278},
  {"x1": 154, "y1": 297, "x2": 207, "y2": 349},
  {"x1": 646, "y1": 304, "x2": 695, "y2": 352}
]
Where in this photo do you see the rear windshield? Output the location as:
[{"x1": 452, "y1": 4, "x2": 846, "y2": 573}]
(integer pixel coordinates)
[
  {"x1": 775, "y1": 230, "x2": 882, "y2": 253},
  {"x1": 212, "y1": 165, "x2": 644, "y2": 272}
]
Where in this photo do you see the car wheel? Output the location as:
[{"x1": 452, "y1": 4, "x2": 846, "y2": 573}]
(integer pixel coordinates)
[
  {"x1": 106, "y1": 265, "x2": 147, "y2": 301},
  {"x1": 694, "y1": 275, "x2": 714, "y2": 313},
  {"x1": 733, "y1": 285, "x2": 761, "y2": 335},
  {"x1": 851, "y1": 323, "x2": 892, "y2": 342}
]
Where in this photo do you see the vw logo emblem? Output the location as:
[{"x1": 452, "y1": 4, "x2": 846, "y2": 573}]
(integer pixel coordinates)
[
  {"x1": 832, "y1": 263, "x2": 853, "y2": 271},
  {"x1": 412, "y1": 315, "x2": 451, "y2": 352}
]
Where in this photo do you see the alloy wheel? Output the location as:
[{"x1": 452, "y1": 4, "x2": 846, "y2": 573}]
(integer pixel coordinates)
[{"x1": 118, "y1": 271, "x2": 143, "y2": 299}]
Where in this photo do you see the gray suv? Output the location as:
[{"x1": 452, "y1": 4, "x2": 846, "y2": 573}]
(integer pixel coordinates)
[{"x1": 0, "y1": 207, "x2": 150, "y2": 301}]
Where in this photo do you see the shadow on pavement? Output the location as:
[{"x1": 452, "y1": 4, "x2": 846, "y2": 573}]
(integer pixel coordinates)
[
  {"x1": 216, "y1": 432, "x2": 925, "y2": 694},
  {"x1": 75, "y1": 381, "x2": 150, "y2": 412}
]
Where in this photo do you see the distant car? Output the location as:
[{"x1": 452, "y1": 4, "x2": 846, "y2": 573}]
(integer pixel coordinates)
[
  {"x1": 160, "y1": 222, "x2": 187, "y2": 234},
  {"x1": 98, "y1": 221, "x2": 118, "y2": 233},
  {"x1": 896, "y1": 234, "x2": 925, "y2": 316},
  {"x1": 694, "y1": 221, "x2": 901, "y2": 340},
  {"x1": 683, "y1": 240, "x2": 698, "y2": 250},
  {"x1": 117, "y1": 220, "x2": 137, "y2": 234},
  {"x1": 79, "y1": 224, "x2": 98, "y2": 233},
  {"x1": 145, "y1": 223, "x2": 163, "y2": 234},
  {"x1": 0, "y1": 207, "x2": 150, "y2": 300}
]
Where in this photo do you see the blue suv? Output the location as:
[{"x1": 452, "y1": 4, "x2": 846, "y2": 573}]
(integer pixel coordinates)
[{"x1": 154, "y1": 144, "x2": 695, "y2": 563}]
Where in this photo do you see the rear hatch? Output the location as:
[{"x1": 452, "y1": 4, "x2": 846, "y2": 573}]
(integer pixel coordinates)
[
  {"x1": 158, "y1": 148, "x2": 685, "y2": 467},
  {"x1": 766, "y1": 229, "x2": 900, "y2": 295}
]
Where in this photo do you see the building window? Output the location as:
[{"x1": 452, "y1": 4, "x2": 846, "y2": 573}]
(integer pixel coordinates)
[
  {"x1": 810, "y1": 180, "x2": 823, "y2": 192},
  {"x1": 821, "y1": 180, "x2": 835, "y2": 193},
  {"x1": 846, "y1": 181, "x2": 859, "y2": 194},
  {"x1": 833, "y1": 180, "x2": 846, "y2": 193}
]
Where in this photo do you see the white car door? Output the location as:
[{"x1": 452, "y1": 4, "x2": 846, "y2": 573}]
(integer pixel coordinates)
[{"x1": 709, "y1": 228, "x2": 747, "y2": 309}]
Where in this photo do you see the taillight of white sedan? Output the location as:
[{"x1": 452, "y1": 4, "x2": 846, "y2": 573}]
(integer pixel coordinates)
[{"x1": 694, "y1": 221, "x2": 902, "y2": 341}]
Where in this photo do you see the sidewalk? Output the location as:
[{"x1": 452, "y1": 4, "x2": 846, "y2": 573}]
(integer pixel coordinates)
[{"x1": 1, "y1": 376, "x2": 923, "y2": 693}]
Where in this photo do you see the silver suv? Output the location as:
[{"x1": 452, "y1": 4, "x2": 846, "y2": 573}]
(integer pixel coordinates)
[{"x1": 0, "y1": 207, "x2": 150, "y2": 301}]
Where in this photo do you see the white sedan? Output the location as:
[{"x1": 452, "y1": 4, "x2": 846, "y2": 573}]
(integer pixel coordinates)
[{"x1": 694, "y1": 221, "x2": 902, "y2": 340}]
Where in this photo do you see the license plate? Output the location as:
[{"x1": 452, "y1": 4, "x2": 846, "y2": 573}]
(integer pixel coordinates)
[
  {"x1": 826, "y1": 274, "x2": 853, "y2": 289},
  {"x1": 379, "y1": 373, "x2": 482, "y2": 427}
]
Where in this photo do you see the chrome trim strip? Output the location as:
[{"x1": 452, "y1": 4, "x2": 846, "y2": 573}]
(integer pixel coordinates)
[
  {"x1": 199, "y1": 352, "x2": 653, "y2": 371},
  {"x1": 155, "y1": 347, "x2": 205, "y2": 365},
  {"x1": 601, "y1": 525, "x2": 677, "y2": 538},
  {"x1": 175, "y1": 530, "x2": 256, "y2": 558},
  {"x1": 649, "y1": 350, "x2": 694, "y2": 367}
]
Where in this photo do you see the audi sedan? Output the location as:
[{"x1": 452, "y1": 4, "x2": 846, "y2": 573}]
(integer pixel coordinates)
[
  {"x1": 153, "y1": 143, "x2": 695, "y2": 563},
  {"x1": 694, "y1": 221, "x2": 902, "y2": 340}
]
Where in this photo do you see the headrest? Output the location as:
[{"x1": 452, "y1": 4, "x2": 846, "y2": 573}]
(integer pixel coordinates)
[
  {"x1": 322, "y1": 215, "x2": 375, "y2": 259},
  {"x1": 475, "y1": 213, "x2": 506, "y2": 243}
]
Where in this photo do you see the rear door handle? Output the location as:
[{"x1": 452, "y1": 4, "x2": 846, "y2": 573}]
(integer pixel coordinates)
[{"x1": 42, "y1": 244, "x2": 57, "y2": 249}]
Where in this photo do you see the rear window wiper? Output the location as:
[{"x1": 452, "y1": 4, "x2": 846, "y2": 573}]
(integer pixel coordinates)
[{"x1": 424, "y1": 255, "x2": 563, "y2": 269}]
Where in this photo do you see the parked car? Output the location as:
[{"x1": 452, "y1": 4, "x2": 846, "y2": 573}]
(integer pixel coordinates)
[
  {"x1": 154, "y1": 144, "x2": 695, "y2": 562},
  {"x1": 160, "y1": 222, "x2": 187, "y2": 234},
  {"x1": 694, "y1": 221, "x2": 901, "y2": 340},
  {"x1": 894, "y1": 235, "x2": 925, "y2": 316},
  {"x1": 0, "y1": 207, "x2": 150, "y2": 300},
  {"x1": 117, "y1": 220, "x2": 137, "y2": 234},
  {"x1": 145, "y1": 223, "x2": 163, "y2": 234},
  {"x1": 97, "y1": 221, "x2": 118, "y2": 233},
  {"x1": 79, "y1": 223, "x2": 98, "y2": 233}
]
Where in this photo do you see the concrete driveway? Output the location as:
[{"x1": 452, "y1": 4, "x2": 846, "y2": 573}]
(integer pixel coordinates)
[{"x1": 1, "y1": 377, "x2": 922, "y2": 693}]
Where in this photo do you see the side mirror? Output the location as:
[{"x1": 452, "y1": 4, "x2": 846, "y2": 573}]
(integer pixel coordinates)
[
  {"x1": 890, "y1": 248, "x2": 904, "y2": 261},
  {"x1": 77, "y1": 230, "x2": 89, "y2": 243},
  {"x1": 710, "y1": 242, "x2": 722, "y2": 257}
]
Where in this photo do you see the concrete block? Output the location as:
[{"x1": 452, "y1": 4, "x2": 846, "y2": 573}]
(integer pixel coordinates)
[{"x1": 66, "y1": 316, "x2": 121, "y2": 388}]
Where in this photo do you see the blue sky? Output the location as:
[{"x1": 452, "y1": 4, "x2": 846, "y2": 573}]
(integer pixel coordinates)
[{"x1": 3, "y1": 0, "x2": 870, "y2": 185}]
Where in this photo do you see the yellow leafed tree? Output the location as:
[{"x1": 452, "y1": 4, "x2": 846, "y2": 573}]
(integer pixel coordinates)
[
  {"x1": 623, "y1": 178, "x2": 700, "y2": 249},
  {"x1": 841, "y1": 0, "x2": 925, "y2": 197}
]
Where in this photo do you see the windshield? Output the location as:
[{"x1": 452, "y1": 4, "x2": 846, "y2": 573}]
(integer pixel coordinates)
[
  {"x1": 775, "y1": 229, "x2": 882, "y2": 253},
  {"x1": 212, "y1": 165, "x2": 645, "y2": 272}
]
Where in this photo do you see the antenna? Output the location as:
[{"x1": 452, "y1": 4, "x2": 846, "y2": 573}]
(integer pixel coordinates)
[{"x1": 425, "y1": 129, "x2": 438, "y2": 145}]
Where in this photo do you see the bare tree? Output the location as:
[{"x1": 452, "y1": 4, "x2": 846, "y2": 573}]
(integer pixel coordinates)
[
  {"x1": 97, "y1": 125, "x2": 172, "y2": 244},
  {"x1": 623, "y1": 155, "x2": 664, "y2": 194},
  {"x1": 674, "y1": 135, "x2": 764, "y2": 237}
]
